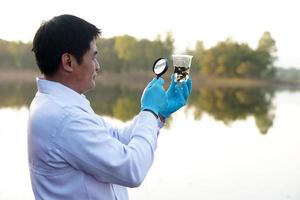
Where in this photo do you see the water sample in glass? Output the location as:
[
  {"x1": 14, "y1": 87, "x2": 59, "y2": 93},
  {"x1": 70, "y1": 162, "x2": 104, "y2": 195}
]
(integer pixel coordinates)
[{"x1": 172, "y1": 55, "x2": 193, "y2": 82}]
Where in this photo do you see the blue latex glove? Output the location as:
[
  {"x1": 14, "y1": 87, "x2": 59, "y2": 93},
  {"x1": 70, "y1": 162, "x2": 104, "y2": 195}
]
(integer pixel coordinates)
[
  {"x1": 159, "y1": 75, "x2": 192, "y2": 119},
  {"x1": 141, "y1": 77, "x2": 167, "y2": 116}
]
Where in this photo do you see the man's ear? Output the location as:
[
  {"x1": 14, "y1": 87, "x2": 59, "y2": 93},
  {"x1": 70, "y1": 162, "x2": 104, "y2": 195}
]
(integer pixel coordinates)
[{"x1": 61, "y1": 53, "x2": 75, "y2": 72}]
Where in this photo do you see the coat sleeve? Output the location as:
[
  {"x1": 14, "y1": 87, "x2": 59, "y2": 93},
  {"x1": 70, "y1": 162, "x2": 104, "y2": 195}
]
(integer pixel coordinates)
[
  {"x1": 101, "y1": 111, "x2": 164, "y2": 145},
  {"x1": 54, "y1": 110, "x2": 159, "y2": 188}
]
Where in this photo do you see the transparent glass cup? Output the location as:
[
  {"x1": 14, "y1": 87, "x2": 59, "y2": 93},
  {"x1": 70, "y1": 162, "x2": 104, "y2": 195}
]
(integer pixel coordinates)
[{"x1": 172, "y1": 54, "x2": 193, "y2": 82}]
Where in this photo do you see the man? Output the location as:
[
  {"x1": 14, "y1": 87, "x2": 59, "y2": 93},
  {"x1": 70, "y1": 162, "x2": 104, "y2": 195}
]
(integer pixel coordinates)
[{"x1": 28, "y1": 14, "x2": 192, "y2": 200}]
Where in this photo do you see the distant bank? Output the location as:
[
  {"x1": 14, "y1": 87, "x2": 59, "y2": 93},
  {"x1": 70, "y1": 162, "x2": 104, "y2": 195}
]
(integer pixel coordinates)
[{"x1": 0, "y1": 69, "x2": 299, "y2": 90}]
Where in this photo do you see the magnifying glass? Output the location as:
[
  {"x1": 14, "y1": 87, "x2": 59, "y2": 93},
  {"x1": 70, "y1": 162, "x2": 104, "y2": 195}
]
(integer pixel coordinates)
[{"x1": 153, "y1": 58, "x2": 168, "y2": 78}]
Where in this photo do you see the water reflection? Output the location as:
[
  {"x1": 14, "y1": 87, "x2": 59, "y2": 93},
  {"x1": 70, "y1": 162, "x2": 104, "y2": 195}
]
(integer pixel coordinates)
[
  {"x1": 87, "y1": 85, "x2": 141, "y2": 121},
  {"x1": 188, "y1": 87, "x2": 275, "y2": 134},
  {"x1": 0, "y1": 82, "x2": 292, "y2": 134},
  {"x1": 2, "y1": 95, "x2": 300, "y2": 200},
  {"x1": 0, "y1": 82, "x2": 36, "y2": 108}
]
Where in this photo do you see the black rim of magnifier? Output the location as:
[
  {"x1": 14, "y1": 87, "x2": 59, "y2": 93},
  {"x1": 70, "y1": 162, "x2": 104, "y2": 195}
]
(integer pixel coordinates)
[{"x1": 152, "y1": 58, "x2": 168, "y2": 77}]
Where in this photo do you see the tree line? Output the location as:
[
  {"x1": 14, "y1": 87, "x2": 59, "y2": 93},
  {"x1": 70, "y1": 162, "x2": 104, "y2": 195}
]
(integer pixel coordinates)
[
  {"x1": 0, "y1": 31, "x2": 277, "y2": 79},
  {"x1": 187, "y1": 31, "x2": 277, "y2": 78}
]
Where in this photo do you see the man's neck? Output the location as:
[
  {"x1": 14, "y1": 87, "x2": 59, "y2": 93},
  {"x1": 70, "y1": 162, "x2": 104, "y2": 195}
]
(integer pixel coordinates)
[{"x1": 44, "y1": 74, "x2": 81, "y2": 94}]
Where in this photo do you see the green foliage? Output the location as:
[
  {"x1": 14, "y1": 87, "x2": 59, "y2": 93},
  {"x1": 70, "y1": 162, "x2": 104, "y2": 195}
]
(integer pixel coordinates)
[
  {"x1": 114, "y1": 35, "x2": 138, "y2": 64},
  {"x1": 0, "y1": 39, "x2": 35, "y2": 69},
  {"x1": 97, "y1": 38, "x2": 122, "y2": 72},
  {"x1": 258, "y1": 31, "x2": 277, "y2": 54},
  {"x1": 110, "y1": 33, "x2": 174, "y2": 72},
  {"x1": 186, "y1": 41, "x2": 204, "y2": 73},
  {"x1": 0, "y1": 31, "x2": 280, "y2": 79},
  {"x1": 0, "y1": 33, "x2": 174, "y2": 73},
  {"x1": 186, "y1": 32, "x2": 277, "y2": 79}
]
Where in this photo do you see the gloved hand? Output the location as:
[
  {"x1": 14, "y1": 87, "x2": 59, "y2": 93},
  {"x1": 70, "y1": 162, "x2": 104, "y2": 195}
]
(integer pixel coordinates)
[
  {"x1": 141, "y1": 77, "x2": 167, "y2": 116},
  {"x1": 159, "y1": 75, "x2": 192, "y2": 119}
]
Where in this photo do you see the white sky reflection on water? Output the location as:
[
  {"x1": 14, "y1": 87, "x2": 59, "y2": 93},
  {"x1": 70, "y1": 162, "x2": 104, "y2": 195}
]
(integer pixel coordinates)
[{"x1": 0, "y1": 107, "x2": 34, "y2": 200}]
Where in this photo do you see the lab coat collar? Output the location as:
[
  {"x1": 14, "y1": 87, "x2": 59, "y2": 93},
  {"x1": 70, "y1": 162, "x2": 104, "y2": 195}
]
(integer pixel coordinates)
[{"x1": 36, "y1": 77, "x2": 94, "y2": 114}]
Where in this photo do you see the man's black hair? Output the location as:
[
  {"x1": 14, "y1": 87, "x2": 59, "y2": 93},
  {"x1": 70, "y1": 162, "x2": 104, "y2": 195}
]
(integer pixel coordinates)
[{"x1": 32, "y1": 14, "x2": 101, "y2": 76}]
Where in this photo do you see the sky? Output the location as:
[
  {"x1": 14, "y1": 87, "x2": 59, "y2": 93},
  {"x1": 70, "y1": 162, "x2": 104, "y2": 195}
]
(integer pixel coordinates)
[{"x1": 0, "y1": 0, "x2": 299, "y2": 68}]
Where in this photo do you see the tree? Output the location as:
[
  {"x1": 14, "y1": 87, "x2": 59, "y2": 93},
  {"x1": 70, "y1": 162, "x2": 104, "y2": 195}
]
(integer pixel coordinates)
[
  {"x1": 0, "y1": 39, "x2": 35, "y2": 70},
  {"x1": 114, "y1": 35, "x2": 139, "y2": 71},
  {"x1": 256, "y1": 31, "x2": 277, "y2": 78},
  {"x1": 97, "y1": 38, "x2": 122, "y2": 72},
  {"x1": 190, "y1": 32, "x2": 277, "y2": 78},
  {"x1": 112, "y1": 34, "x2": 174, "y2": 72},
  {"x1": 161, "y1": 31, "x2": 175, "y2": 57},
  {"x1": 257, "y1": 31, "x2": 277, "y2": 55},
  {"x1": 185, "y1": 41, "x2": 205, "y2": 73}
]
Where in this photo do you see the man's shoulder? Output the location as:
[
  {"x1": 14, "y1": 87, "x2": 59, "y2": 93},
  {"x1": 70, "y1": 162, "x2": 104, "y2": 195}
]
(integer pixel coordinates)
[
  {"x1": 30, "y1": 93, "x2": 75, "y2": 121},
  {"x1": 31, "y1": 94, "x2": 92, "y2": 122}
]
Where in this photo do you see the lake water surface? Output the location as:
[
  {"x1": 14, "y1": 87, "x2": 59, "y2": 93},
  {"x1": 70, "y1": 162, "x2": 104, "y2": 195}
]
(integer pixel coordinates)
[{"x1": 0, "y1": 86, "x2": 299, "y2": 200}]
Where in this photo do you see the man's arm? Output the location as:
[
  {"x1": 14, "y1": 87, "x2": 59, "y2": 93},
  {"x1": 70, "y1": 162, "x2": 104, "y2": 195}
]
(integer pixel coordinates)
[
  {"x1": 54, "y1": 110, "x2": 159, "y2": 187},
  {"x1": 100, "y1": 111, "x2": 164, "y2": 145}
]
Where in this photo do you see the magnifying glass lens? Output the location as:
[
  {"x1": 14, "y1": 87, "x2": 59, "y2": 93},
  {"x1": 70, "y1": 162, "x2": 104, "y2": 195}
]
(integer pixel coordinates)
[{"x1": 153, "y1": 58, "x2": 168, "y2": 77}]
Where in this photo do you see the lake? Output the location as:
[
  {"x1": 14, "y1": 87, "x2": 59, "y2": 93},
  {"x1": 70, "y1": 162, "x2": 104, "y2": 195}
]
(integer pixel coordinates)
[{"x1": 0, "y1": 82, "x2": 299, "y2": 200}]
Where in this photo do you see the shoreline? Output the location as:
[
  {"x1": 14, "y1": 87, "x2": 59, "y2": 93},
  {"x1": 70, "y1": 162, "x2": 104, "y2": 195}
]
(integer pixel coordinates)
[{"x1": 0, "y1": 69, "x2": 299, "y2": 90}]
